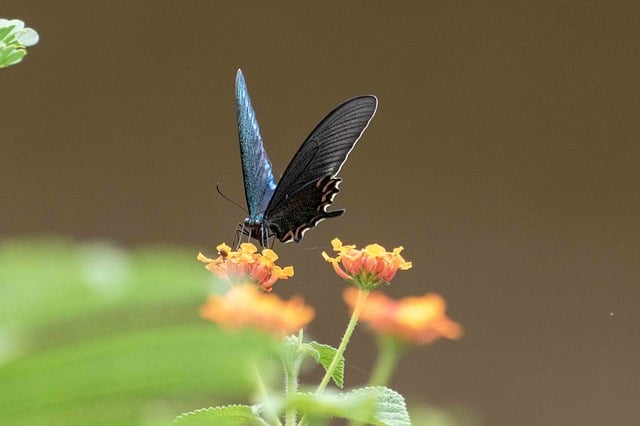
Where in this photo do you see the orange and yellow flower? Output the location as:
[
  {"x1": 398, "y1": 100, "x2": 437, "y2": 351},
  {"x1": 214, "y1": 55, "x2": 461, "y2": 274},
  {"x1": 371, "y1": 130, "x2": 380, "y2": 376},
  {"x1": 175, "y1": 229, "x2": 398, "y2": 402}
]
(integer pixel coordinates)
[
  {"x1": 343, "y1": 287, "x2": 463, "y2": 345},
  {"x1": 198, "y1": 243, "x2": 294, "y2": 291},
  {"x1": 200, "y1": 284, "x2": 315, "y2": 336},
  {"x1": 322, "y1": 238, "x2": 412, "y2": 289}
]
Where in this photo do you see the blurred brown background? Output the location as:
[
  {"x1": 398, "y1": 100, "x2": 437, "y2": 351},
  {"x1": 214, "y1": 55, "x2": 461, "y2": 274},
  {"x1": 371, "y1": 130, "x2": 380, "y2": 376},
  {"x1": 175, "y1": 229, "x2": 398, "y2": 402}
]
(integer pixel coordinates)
[{"x1": 3, "y1": 1, "x2": 639, "y2": 425}]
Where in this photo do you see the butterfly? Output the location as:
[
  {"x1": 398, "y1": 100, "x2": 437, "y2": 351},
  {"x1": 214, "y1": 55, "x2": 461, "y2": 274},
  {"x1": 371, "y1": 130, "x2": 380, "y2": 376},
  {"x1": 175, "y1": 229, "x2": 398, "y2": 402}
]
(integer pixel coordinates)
[{"x1": 234, "y1": 69, "x2": 377, "y2": 247}]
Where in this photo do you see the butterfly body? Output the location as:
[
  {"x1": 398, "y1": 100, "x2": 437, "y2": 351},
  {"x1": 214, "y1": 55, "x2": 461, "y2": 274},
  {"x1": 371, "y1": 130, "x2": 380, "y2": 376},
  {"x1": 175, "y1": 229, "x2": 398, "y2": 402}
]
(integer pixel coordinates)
[{"x1": 234, "y1": 69, "x2": 377, "y2": 247}]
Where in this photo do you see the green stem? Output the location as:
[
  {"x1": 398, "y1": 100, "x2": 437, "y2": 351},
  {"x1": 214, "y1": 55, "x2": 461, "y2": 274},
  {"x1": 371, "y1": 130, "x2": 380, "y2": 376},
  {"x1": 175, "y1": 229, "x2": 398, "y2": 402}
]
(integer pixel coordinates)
[
  {"x1": 316, "y1": 288, "x2": 369, "y2": 392},
  {"x1": 254, "y1": 364, "x2": 283, "y2": 426},
  {"x1": 283, "y1": 331, "x2": 304, "y2": 426},
  {"x1": 254, "y1": 363, "x2": 269, "y2": 400},
  {"x1": 298, "y1": 289, "x2": 369, "y2": 426},
  {"x1": 284, "y1": 358, "x2": 300, "y2": 426},
  {"x1": 368, "y1": 335, "x2": 403, "y2": 386}
]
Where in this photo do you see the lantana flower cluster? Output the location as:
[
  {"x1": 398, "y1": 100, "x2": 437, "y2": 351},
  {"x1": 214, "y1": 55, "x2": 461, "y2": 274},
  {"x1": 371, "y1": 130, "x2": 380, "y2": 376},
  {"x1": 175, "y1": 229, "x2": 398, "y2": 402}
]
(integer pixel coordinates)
[
  {"x1": 323, "y1": 238, "x2": 462, "y2": 345},
  {"x1": 322, "y1": 238, "x2": 412, "y2": 290},
  {"x1": 198, "y1": 243, "x2": 293, "y2": 291},
  {"x1": 343, "y1": 287, "x2": 463, "y2": 345},
  {"x1": 201, "y1": 284, "x2": 314, "y2": 337},
  {"x1": 198, "y1": 242, "x2": 310, "y2": 337},
  {"x1": 198, "y1": 238, "x2": 462, "y2": 347}
]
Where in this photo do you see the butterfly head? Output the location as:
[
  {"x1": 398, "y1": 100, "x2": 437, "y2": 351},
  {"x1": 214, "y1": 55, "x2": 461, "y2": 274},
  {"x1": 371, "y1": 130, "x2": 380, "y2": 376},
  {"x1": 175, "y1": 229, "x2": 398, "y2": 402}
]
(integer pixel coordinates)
[{"x1": 237, "y1": 218, "x2": 273, "y2": 248}]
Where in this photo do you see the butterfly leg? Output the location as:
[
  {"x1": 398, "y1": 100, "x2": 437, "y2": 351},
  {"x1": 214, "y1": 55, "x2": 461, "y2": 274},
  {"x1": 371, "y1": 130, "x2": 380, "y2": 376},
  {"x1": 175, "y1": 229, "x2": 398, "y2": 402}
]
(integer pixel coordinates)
[
  {"x1": 265, "y1": 228, "x2": 276, "y2": 249},
  {"x1": 233, "y1": 222, "x2": 248, "y2": 249}
]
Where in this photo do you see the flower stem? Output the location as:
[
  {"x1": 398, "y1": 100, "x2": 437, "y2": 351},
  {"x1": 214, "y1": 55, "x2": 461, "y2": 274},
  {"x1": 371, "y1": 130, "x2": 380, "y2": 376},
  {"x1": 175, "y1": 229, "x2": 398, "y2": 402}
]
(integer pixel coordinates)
[
  {"x1": 284, "y1": 356, "x2": 300, "y2": 426},
  {"x1": 368, "y1": 335, "x2": 403, "y2": 386},
  {"x1": 254, "y1": 364, "x2": 283, "y2": 426},
  {"x1": 316, "y1": 288, "x2": 369, "y2": 392},
  {"x1": 298, "y1": 289, "x2": 369, "y2": 426}
]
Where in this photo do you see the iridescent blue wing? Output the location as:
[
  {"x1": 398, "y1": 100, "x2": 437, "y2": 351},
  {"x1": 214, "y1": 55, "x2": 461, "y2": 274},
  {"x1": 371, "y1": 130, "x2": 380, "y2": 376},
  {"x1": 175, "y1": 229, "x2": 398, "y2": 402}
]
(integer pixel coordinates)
[
  {"x1": 235, "y1": 69, "x2": 277, "y2": 222},
  {"x1": 264, "y1": 95, "x2": 378, "y2": 243}
]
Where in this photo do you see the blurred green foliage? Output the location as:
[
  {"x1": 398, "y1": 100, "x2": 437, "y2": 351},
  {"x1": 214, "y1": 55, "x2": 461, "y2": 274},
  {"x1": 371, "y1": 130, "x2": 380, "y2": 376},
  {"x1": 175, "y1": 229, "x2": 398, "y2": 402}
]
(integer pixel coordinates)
[
  {"x1": 0, "y1": 19, "x2": 39, "y2": 68},
  {"x1": 0, "y1": 238, "x2": 277, "y2": 425}
]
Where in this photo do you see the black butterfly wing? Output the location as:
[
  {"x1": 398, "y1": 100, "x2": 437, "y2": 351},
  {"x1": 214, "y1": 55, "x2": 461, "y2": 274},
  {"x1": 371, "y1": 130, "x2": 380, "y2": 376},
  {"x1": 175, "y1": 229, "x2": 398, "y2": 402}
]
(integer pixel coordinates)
[
  {"x1": 264, "y1": 95, "x2": 378, "y2": 243},
  {"x1": 236, "y1": 69, "x2": 277, "y2": 222}
]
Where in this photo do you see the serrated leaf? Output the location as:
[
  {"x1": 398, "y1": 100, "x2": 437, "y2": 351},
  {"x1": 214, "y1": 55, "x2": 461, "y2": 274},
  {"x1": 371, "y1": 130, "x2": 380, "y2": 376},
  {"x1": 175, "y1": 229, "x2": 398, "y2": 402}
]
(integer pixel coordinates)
[
  {"x1": 362, "y1": 386, "x2": 411, "y2": 426},
  {"x1": 309, "y1": 341, "x2": 345, "y2": 388},
  {"x1": 173, "y1": 405, "x2": 265, "y2": 425},
  {"x1": 290, "y1": 390, "x2": 376, "y2": 423},
  {"x1": 291, "y1": 386, "x2": 411, "y2": 425}
]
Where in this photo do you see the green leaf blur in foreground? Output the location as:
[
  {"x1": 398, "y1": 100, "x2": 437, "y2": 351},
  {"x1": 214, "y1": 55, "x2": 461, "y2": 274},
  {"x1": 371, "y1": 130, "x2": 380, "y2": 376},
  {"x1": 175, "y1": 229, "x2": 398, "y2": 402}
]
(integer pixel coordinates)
[
  {"x1": 0, "y1": 19, "x2": 39, "y2": 68},
  {"x1": 0, "y1": 238, "x2": 278, "y2": 426}
]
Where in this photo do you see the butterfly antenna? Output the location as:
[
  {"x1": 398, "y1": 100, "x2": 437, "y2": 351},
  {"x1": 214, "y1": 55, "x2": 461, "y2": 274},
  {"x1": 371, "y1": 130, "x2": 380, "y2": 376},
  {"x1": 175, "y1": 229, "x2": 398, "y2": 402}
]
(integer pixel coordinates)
[{"x1": 216, "y1": 183, "x2": 248, "y2": 214}]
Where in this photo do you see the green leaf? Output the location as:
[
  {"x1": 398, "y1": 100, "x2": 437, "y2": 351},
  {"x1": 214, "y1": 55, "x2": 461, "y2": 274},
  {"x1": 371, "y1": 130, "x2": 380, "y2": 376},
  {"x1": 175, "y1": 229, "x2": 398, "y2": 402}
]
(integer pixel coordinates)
[
  {"x1": 0, "y1": 238, "x2": 279, "y2": 425},
  {"x1": 0, "y1": 24, "x2": 17, "y2": 41},
  {"x1": 292, "y1": 386, "x2": 410, "y2": 425},
  {"x1": 0, "y1": 325, "x2": 278, "y2": 424},
  {"x1": 0, "y1": 45, "x2": 14, "y2": 57},
  {"x1": 309, "y1": 341, "x2": 345, "y2": 388},
  {"x1": 173, "y1": 405, "x2": 266, "y2": 425},
  {"x1": 0, "y1": 239, "x2": 210, "y2": 333},
  {"x1": 362, "y1": 386, "x2": 411, "y2": 426},
  {"x1": 0, "y1": 48, "x2": 25, "y2": 67},
  {"x1": 0, "y1": 19, "x2": 37, "y2": 68}
]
